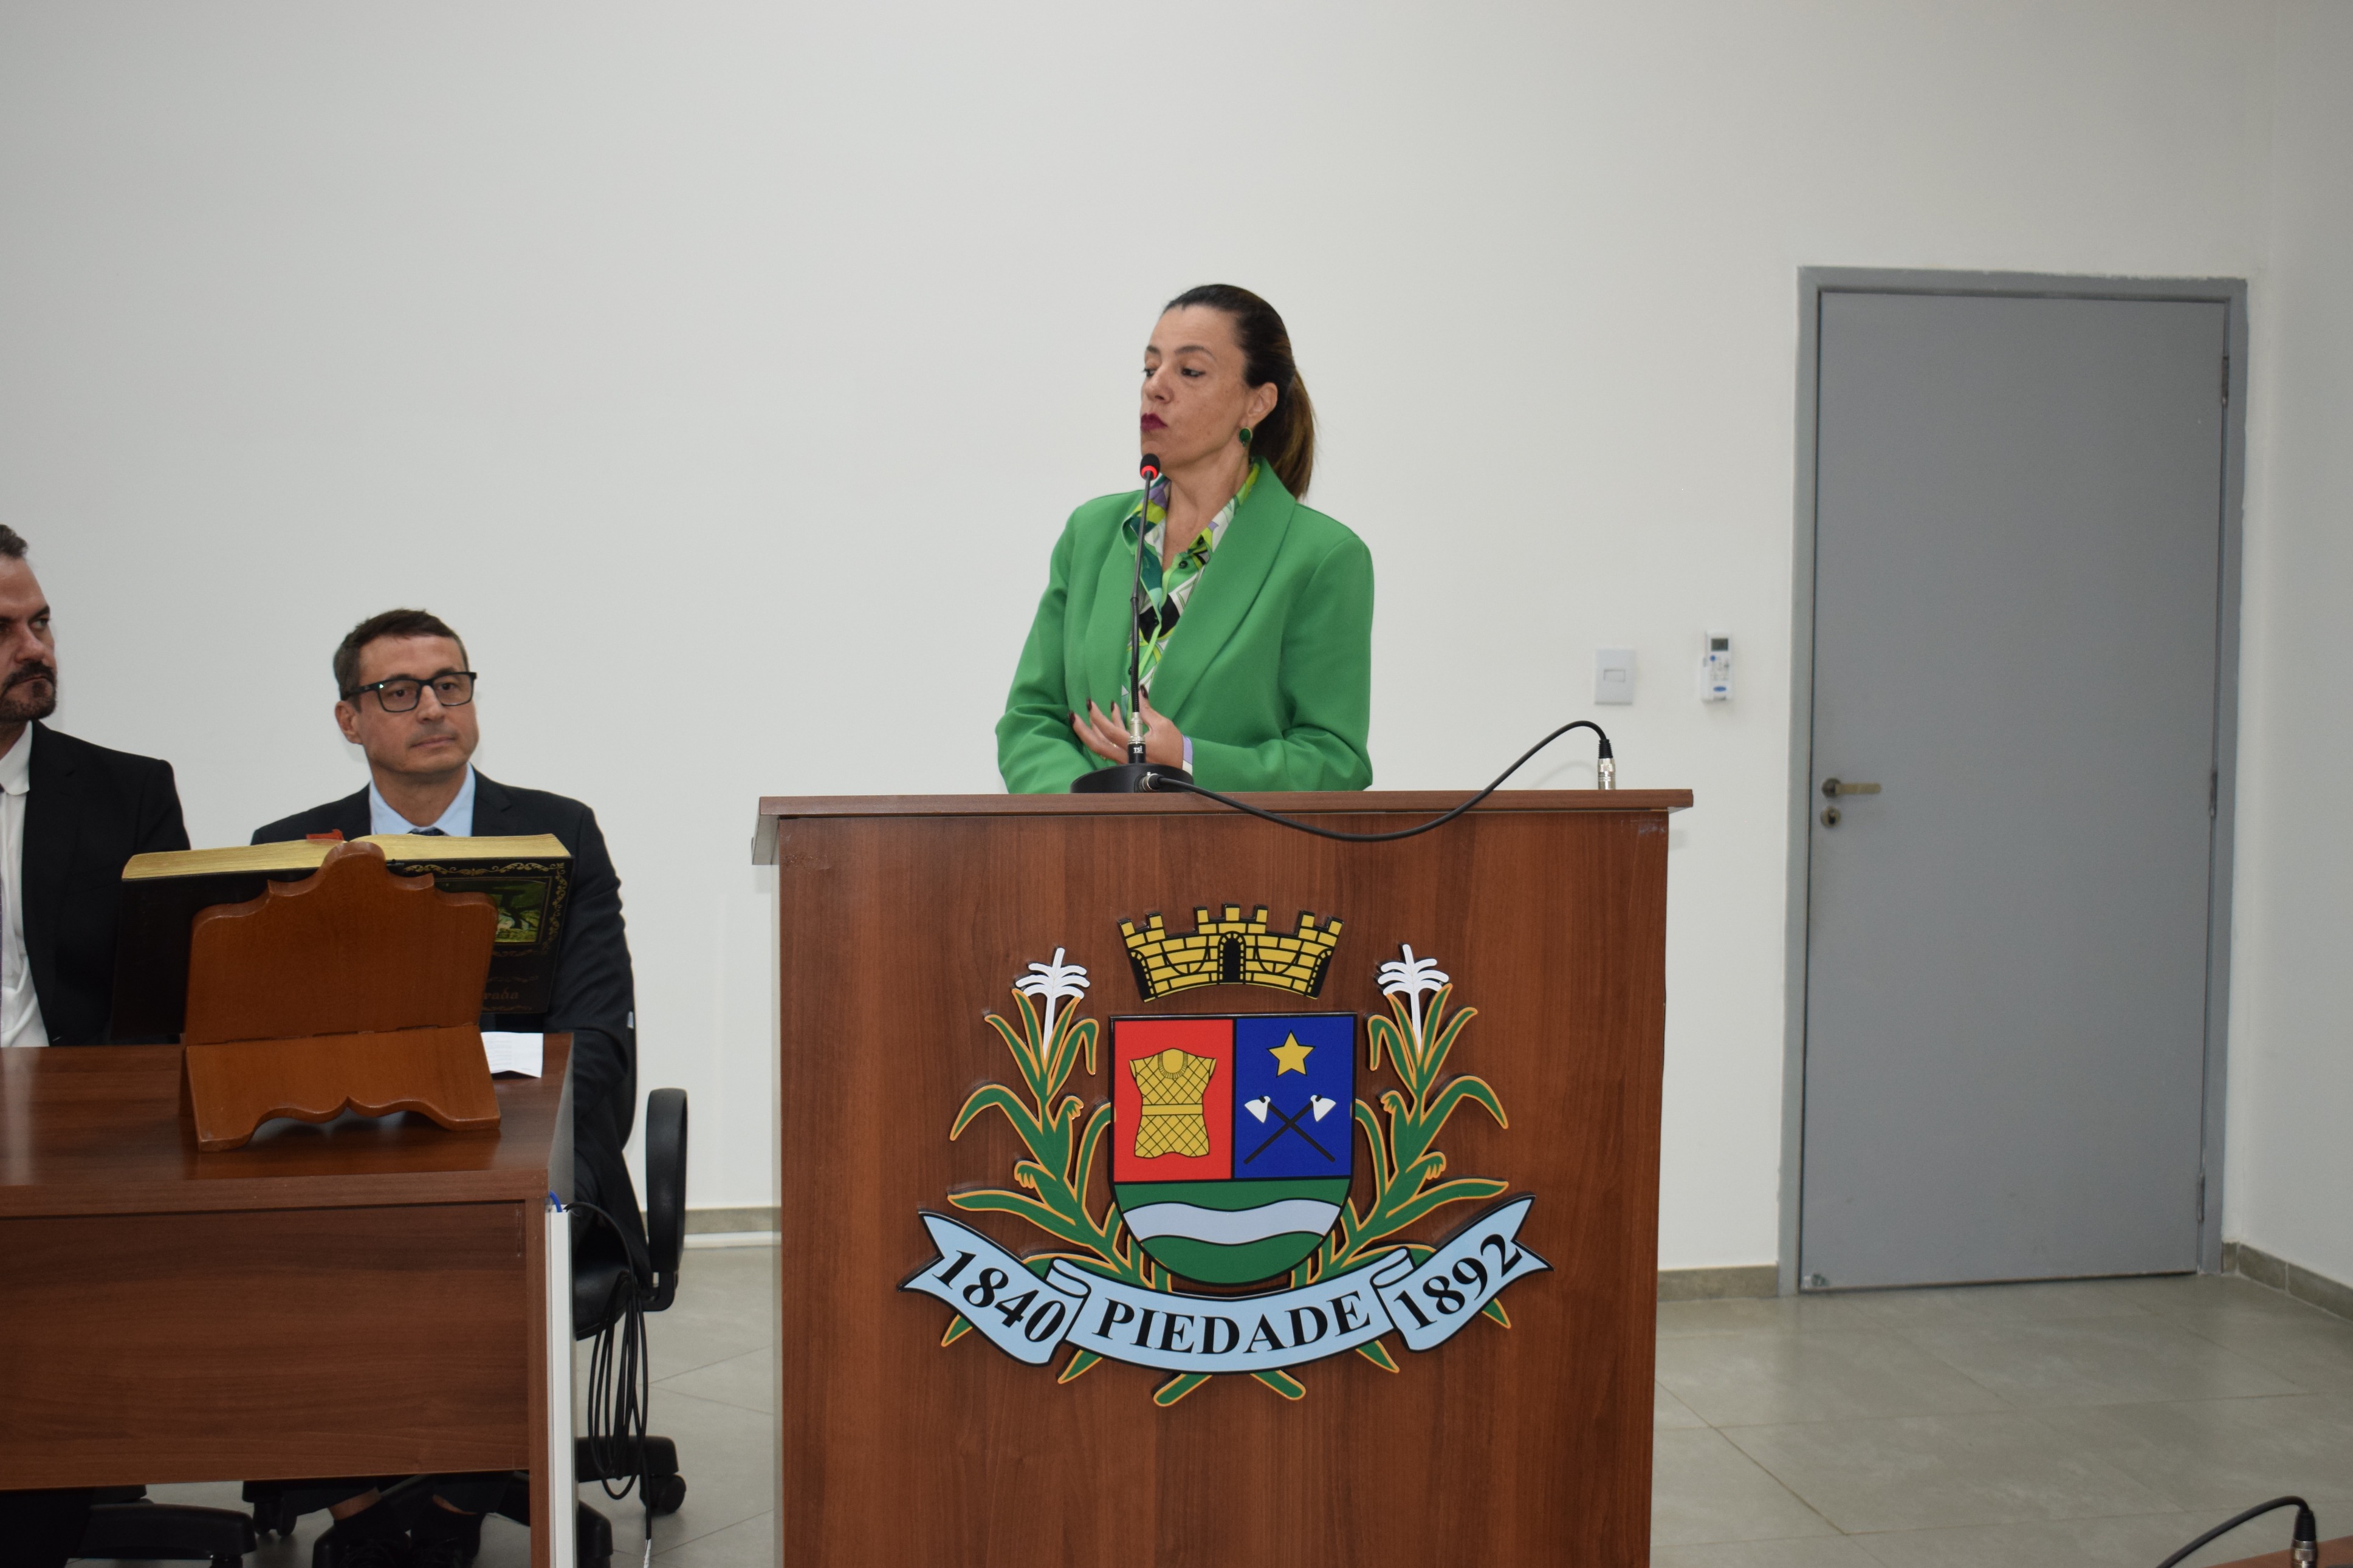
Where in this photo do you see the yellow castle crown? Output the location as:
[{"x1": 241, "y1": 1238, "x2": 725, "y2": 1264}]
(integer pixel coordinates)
[{"x1": 1118, "y1": 904, "x2": 1343, "y2": 1000}]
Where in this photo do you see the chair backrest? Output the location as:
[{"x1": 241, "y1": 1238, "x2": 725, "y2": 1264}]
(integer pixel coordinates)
[
  {"x1": 642, "y1": 1088, "x2": 689, "y2": 1311},
  {"x1": 572, "y1": 1086, "x2": 689, "y2": 1335}
]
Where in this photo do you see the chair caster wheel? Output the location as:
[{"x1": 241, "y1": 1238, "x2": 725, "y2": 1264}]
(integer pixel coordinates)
[
  {"x1": 648, "y1": 1474, "x2": 687, "y2": 1515},
  {"x1": 577, "y1": 1499, "x2": 613, "y2": 1568}
]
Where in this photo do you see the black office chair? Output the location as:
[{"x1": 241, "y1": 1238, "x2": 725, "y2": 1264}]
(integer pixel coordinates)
[
  {"x1": 83, "y1": 1089, "x2": 692, "y2": 1568},
  {"x1": 558, "y1": 1085, "x2": 693, "y2": 1558},
  {"x1": 72, "y1": 1488, "x2": 255, "y2": 1567}
]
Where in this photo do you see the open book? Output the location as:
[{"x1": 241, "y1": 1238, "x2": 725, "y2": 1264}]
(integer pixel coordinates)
[{"x1": 110, "y1": 834, "x2": 574, "y2": 1040}]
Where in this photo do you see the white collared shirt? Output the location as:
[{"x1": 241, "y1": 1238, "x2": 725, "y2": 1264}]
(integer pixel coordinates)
[
  {"x1": 369, "y1": 765, "x2": 476, "y2": 837},
  {"x1": 1, "y1": 725, "x2": 49, "y2": 1048}
]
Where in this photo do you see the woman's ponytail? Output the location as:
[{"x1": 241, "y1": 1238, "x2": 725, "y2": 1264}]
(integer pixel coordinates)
[{"x1": 1164, "y1": 284, "x2": 1316, "y2": 499}]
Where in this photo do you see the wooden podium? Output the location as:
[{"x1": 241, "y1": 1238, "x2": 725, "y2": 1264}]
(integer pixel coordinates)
[{"x1": 758, "y1": 789, "x2": 1688, "y2": 1567}]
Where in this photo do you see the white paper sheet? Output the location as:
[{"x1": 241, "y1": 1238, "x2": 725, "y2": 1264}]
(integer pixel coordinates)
[{"x1": 482, "y1": 1031, "x2": 544, "y2": 1077}]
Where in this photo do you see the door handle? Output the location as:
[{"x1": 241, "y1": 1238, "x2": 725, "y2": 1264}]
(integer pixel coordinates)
[{"x1": 1821, "y1": 778, "x2": 1882, "y2": 798}]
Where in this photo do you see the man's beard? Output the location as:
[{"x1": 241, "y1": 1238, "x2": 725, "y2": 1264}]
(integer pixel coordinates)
[{"x1": 0, "y1": 662, "x2": 58, "y2": 724}]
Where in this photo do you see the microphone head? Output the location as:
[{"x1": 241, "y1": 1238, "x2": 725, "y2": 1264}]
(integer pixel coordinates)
[{"x1": 1138, "y1": 453, "x2": 1162, "y2": 482}]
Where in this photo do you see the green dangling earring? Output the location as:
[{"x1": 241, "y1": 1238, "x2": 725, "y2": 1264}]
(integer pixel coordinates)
[{"x1": 1238, "y1": 426, "x2": 1254, "y2": 445}]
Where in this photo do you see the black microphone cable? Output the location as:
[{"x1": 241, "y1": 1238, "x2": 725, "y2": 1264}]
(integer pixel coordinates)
[
  {"x1": 2154, "y1": 1495, "x2": 2321, "y2": 1568},
  {"x1": 569, "y1": 1197, "x2": 655, "y2": 1563},
  {"x1": 1148, "y1": 719, "x2": 1615, "y2": 843}
]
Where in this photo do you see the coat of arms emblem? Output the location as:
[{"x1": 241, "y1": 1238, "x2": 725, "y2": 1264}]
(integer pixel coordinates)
[
  {"x1": 904, "y1": 906, "x2": 1547, "y2": 1406},
  {"x1": 1112, "y1": 1012, "x2": 1356, "y2": 1285}
]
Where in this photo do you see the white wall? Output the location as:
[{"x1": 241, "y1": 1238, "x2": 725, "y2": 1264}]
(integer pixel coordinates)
[
  {"x1": 2222, "y1": 1, "x2": 2353, "y2": 1287},
  {"x1": 0, "y1": 2, "x2": 2331, "y2": 1272}
]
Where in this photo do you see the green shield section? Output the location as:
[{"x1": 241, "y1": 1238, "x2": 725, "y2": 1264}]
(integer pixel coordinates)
[{"x1": 1112, "y1": 1176, "x2": 1351, "y2": 1285}]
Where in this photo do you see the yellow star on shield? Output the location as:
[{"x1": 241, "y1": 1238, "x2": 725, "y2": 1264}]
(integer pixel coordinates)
[{"x1": 1268, "y1": 1033, "x2": 1314, "y2": 1075}]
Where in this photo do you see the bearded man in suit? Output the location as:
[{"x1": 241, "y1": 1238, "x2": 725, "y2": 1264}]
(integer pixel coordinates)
[{"x1": 0, "y1": 526, "x2": 190, "y2": 1567}]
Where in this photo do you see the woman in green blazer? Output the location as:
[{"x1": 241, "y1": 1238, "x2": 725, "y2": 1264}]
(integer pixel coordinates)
[{"x1": 997, "y1": 285, "x2": 1375, "y2": 793}]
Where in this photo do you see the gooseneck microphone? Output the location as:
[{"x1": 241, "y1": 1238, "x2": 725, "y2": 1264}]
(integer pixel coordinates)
[
  {"x1": 1070, "y1": 453, "x2": 1198, "y2": 795},
  {"x1": 1124, "y1": 454, "x2": 1160, "y2": 765}
]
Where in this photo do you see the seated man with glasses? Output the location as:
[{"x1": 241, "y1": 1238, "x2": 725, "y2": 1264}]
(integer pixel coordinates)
[{"x1": 252, "y1": 608, "x2": 640, "y2": 1568}]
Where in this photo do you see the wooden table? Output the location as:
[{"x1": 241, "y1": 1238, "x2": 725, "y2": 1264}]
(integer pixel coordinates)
[{"x1": 0, "y1": 1039, "x2": 574, "y2": 1566}]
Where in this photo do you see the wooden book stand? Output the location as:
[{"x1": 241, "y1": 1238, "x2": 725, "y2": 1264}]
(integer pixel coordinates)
[{"x1": 181, "y1": 840, "x2": 502, "y2": 1151}]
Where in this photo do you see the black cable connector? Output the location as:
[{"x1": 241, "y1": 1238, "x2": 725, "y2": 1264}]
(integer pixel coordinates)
[
  {"x1": 1152, "y1": 719, "x2": 1615, "y2": 843},
  {"x1": 2154, "y1": 1495, "x2": 2318, "y2": 1568}
]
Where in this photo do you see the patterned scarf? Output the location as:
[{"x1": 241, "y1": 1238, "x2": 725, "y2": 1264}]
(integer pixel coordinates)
[{"x1": 1121, "y1": 461, "x2": 1260, "y2": 699}]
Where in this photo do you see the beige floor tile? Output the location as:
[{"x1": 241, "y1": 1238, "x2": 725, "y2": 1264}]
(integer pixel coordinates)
[
  {"x1": 1651, "y1": 1427, "x2": 1841, "y2": 1547},
  {"x1": 1846, "y1": 1510, "x2": 2266, "y2": 1568},
  {"x1": 2026, "y1": 1394, "x2": 2353, "y2": 1512},
  {"x1": 1722, "y1": 1410, "x2": 2173, "y2": 1533},
  {"x1": 601, "y1": 1385, "x2": 778, "y2": 1558},
  {"x1": 1656, "y1": 1381, "x2": 1709, "y2": 1429},
  {"x1": 2097, "y1": 1273, "x2": 2306, "y2": 1321},
  {"x1": 649, "y1": 1244, "x2": 777, "y2": 1379},
  {"x1": 2168, "y1": 1300, "x2": 2353, "y2": 1395},
  {"x1": 1902, "y1": 1315, "x2": 2302, "y2": 1408},
  {"x1": 656, "y1": 1508, "x2": 775, "y2": 1564},
  {"x1": 1843, "y1": 1278, "x2": 2160, "y2": 1330},
  {"x1": 659, "y1": 1344, "x2": 774, "y2": 1416},
  {"x1": 1658, "y1": 1295, "x2": 1881, "y2": 1338},
  {"x1": 1655, "y1": 1329, "x2": 2007, "y2": 1427},
  {"x1": 1652, "y1": 1535, "x2": 1881, "y2": 1567}
]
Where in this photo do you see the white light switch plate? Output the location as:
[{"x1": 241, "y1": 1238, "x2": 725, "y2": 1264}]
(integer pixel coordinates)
[{"x1": 1595, "y1": 647, "x2": 1635, "y2": 705}]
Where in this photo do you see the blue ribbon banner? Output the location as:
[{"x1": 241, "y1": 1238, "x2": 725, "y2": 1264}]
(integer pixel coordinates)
[{"x1": 902, "y1": 1197, "x2": 1548, "y2": 1375}]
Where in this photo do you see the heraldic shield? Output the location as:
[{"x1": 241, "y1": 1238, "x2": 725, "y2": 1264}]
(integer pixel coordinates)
[{"x1": 1110, "y1": 1012, "x2": 1356, "y2": 1285}]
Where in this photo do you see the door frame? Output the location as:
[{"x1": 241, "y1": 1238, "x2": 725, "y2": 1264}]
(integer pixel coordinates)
[{"x1": 1778, "y1": 267, "x2": 2250, "y2": 1294}]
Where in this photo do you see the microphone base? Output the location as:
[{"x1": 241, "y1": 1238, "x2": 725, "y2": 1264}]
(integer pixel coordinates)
[{"x1": 1070, "y1": 762, "x2": 1194, "y2": 795}]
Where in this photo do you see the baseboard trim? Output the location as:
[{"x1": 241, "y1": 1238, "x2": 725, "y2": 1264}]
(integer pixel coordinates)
[
  {"x1": 693, "y1": 1210, "x2": 1784, "y2": 1303},
  {"x1": 1658, "y1": 1265, "x2": 1779, "y2": 1302},
  {"x1": 2224, "y1": 1240, "x2": 2353, "y2": 1324},
  {"x1": 680, "y1": 1217, "x2": 2349, "y2": 1318},
  {"x1": 687, "y1": 1205, "x2": 781, "y2": 1234}
]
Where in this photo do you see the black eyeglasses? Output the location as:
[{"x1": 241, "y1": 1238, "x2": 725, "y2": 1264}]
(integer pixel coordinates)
[{"x1": 342, "y1": 671, "x2": 478, "y2": 713}]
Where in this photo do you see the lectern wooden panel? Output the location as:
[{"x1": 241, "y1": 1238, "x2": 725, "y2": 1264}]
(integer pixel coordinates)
[{"x1": 763, "y1": 790, "x2": 1688, "y2": 1568}]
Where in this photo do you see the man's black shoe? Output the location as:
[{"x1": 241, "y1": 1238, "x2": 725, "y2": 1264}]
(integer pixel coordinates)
[
  {"x1": 312, "y1": 1508, "x2": 412, "y2": 1568},
  {"x1": 408, "y1": 1504, "x2": 483, "y2": 1568}
]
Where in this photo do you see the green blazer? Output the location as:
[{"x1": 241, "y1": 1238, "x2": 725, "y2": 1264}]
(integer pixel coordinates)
[{"x1": 997, "y1": 462, "x2": 1375, "y2": 793}]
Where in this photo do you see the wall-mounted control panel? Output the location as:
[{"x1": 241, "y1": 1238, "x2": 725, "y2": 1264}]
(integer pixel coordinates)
[{"x1": 1700, "y1": 631, "x2": 1732, "y2": 702}]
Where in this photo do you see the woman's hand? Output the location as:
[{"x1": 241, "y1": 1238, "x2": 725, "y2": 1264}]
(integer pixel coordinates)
[{"x1": 1073, "y1": 697, "x2": 1184, "y2": 767}]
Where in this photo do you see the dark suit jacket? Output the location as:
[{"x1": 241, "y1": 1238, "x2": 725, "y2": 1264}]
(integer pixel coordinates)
[
  {"x1": 23, "y1": 722, "x2": 190, "y2": 1045},
  {"x1": 252, "y1": 773, "x2": 640, "y2": 1221}
]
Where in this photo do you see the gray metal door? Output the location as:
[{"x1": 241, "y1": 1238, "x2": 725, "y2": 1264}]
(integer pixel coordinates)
[{"x1": 1800, "y1": 290, "x2": 2228, "y2": 1289}]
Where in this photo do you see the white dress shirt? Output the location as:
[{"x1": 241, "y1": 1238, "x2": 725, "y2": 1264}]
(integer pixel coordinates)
[
  {"x1": 368, "y1": 765, "x2": 476, "y2": 837},
  {"x1": 1, "y1": 725, "x2": 50, "y2": 1048}
]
